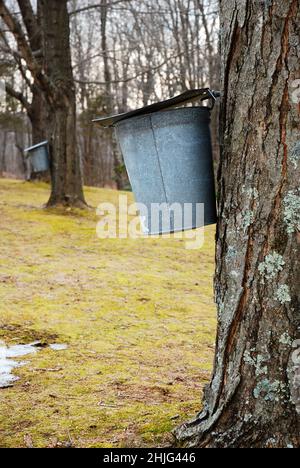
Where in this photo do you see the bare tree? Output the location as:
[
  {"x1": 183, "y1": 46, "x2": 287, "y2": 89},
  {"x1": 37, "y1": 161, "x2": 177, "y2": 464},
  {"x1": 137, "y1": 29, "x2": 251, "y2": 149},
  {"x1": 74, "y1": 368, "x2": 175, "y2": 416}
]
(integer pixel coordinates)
[{"x1": 0, "y1": 0, "x2": 86, "y2": 207}]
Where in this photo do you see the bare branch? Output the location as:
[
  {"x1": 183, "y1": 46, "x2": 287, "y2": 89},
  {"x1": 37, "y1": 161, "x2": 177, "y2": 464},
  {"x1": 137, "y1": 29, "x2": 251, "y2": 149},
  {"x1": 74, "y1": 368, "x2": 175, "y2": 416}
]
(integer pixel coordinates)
[
  {"x1": 75, "y1": 47, "x2": 197, "y2": 86},
  {"x1": 69, "y1": 0, "x2": 134, "y2": 16},
  {"x1": 0, "y1": 28, "x2": 34, "y2": 91},
  {"x1": 5, "y1": 82, "x2": 31, "y2": 110},
  {"x1": 17, "y1": 0, "x2": 41, "y2": 51},
  {"x1": 0, "y1": 0, "x2": 50, "y2": 94}
]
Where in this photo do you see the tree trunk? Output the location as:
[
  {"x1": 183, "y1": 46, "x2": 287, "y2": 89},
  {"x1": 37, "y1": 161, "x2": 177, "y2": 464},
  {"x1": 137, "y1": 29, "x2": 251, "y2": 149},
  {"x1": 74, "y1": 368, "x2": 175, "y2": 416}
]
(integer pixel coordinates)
[
  {"x1": 175, "y1": 0, "x2": 300, "y2": 448},
  {"x1": 16, "y1": 0, "x2": 48, "y2": 181},
  {"x1": 40, "y1": 0, "x2": 86, "y2": 208},
  {"x1": 27, "y1": 87, "x2": 50, "y2": 182},
  {"x1": 29, "y1": 89, "x2": 48, "y2": 145}
]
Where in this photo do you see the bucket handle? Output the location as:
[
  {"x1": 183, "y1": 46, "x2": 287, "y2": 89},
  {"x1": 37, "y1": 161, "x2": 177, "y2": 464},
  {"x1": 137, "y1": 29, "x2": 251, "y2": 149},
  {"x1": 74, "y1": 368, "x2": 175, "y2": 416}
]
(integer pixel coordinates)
[
  {"x1": 205, "y1": 89, "x2": 221, "y2": 110},
  {"x1": 93, "y1": 88, "x2": 221, "y2": 127},
  {"x1": 150, "y1": 88, "x2": 221, "y2": 112}
]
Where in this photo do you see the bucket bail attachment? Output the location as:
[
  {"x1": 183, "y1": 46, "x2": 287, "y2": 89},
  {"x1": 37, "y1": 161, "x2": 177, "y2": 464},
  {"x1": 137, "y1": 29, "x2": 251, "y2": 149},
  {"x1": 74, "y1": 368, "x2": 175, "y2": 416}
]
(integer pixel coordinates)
[{"x1": 206, "y1": 89, "x2": 221, "y2": 110}]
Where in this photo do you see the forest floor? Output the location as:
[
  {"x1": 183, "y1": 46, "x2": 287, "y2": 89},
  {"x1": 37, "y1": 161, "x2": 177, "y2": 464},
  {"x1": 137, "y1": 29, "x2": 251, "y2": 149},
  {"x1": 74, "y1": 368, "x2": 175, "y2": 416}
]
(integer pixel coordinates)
[{"x1": 0, "y1": 178, "x2": 216, "y2": 448}]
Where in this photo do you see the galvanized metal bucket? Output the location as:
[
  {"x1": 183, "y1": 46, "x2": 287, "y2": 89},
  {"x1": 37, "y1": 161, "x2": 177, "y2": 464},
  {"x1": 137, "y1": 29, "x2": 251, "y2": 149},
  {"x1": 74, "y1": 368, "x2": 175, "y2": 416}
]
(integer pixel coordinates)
[
  {"x1": 94, "y1": 89, "x2": 219, "y2": 235},
  {"x1": 24, "y1": 141, "x2": 50, "y2": 173}
]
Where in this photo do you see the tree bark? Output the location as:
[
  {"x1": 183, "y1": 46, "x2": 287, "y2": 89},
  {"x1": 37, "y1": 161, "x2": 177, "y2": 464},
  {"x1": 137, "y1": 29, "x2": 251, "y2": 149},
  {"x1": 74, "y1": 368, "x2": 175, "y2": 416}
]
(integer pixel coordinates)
[
  {"x1": 40, "y1": 0, "x2": 86, "y2": 207},
  {"x1": 175, "y1": 0, "x2": 300, "y2": 448},
  {"x1": 28, "y1": 88, "x2": 47, "y2": 145},
  {"x1": 27, "y1": 87, "x2": 50, "y2": 182},
  {"x1": 18, "y1": 0, "x2": 48, "y2": 147}
]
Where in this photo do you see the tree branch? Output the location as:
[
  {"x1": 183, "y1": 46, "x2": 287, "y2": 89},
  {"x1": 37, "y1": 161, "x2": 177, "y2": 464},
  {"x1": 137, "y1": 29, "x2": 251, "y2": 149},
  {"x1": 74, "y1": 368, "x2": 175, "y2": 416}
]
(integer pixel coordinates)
[
  {"x1": 69, "y1": 0, "x2": 133, "y2": 16},
  {"x1": 5, "y1": 82, "x2": 31, "y2": 110},
  {"x1": 0, "y1": 0, "x2": 50, "y2": 95},
  {"x1": 0, "y1": 29, "x2": 34, "y2": 92},
  {"x1": 74, "y1": 49, "x2": 193, "y2": 85},
  {"x1": 17, "y1": 0, "x2": 41, "y2": 51}
]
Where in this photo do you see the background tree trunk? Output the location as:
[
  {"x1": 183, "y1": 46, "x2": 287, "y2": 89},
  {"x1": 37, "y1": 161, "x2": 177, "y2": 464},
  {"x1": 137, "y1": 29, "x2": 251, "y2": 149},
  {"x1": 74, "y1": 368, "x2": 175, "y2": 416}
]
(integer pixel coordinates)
[
  {"x1": 28, "y1": 88, "x2": 47, "y2": 145},
  {"x1": 17, "y1": 0, "x2": 49, "y2": 181},
  {"x1": 27, "y1": 87, "x2": 50, "y2": 182},
  {"x1": 24, "y1": 0, "x2": 48, "y2": 148},
  {"x1": 175, "y1": 0, "x2": 300, "y2": 448},
  {"x1": 40, "y1": 0, "x2": 86, "y2": 207}
]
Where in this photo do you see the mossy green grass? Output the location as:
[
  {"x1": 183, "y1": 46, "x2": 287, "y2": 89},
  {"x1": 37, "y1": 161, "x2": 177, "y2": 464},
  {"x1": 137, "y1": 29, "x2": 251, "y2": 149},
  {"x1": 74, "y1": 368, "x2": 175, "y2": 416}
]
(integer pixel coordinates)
[{"x1": 0, "y1": 179, "x2": 216, "y2": 448}]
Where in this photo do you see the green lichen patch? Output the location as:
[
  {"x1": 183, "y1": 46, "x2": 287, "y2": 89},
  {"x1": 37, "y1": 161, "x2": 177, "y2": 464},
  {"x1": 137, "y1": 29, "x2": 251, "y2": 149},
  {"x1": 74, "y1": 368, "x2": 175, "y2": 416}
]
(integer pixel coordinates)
[
  {"x1": 253, "y1": 379, "x2": 287, "y2": 402},
  {"x1": 279, "y1": 332, "x2": 293, "y2": 347},
  {"x1": 283, "y1": 190, "x2": 300, "y2": 235},
  {"x1": 258, "y1": 252, "x2": 285, "y2": 282},
  {"x1": 290, "y1": 141, "x2": 300, "y2": 169},
  {"x1": 243, "y1": 351, "x2": 268, "y2": 376},
  {"x1": 241, "y1": 186, "x2": 259, "y2": 200},
  {"x1": 226, "y1": 246, "x2": 237, "y2": 260},
  {"x1": 242, "y1": 210, "x2": 255, "y2": 233},
  {"x1": 275, "y1": 285, "x2": 292, "y2": 305}
]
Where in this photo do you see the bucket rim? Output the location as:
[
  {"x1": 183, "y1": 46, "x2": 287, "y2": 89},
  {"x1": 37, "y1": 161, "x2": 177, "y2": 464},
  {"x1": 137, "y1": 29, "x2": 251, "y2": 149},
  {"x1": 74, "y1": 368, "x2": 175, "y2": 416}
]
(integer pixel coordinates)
[
  {"x1": 114, "y1": 105, "x2": 211, "y2": 128},
  {"x1": 24, "y1": 140, "x2": 49, "y2": 155}
]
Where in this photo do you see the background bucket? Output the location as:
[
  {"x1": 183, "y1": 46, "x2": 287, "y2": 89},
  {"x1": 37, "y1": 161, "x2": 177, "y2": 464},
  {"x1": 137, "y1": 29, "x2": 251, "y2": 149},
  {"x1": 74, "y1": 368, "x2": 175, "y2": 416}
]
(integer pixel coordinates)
[{"x1": 24, "y1": 141, "x2": 50, "y2": 173}]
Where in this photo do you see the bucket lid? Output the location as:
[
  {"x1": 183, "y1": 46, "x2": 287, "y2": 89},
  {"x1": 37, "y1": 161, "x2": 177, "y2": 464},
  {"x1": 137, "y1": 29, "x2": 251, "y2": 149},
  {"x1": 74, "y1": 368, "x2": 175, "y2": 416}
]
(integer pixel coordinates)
[
  {"x1": 93, "y1": 88, "x2": 220, "y2": 128},
  {"x1": 24, "y1": 140, "x2": 48, "y2": 155}
]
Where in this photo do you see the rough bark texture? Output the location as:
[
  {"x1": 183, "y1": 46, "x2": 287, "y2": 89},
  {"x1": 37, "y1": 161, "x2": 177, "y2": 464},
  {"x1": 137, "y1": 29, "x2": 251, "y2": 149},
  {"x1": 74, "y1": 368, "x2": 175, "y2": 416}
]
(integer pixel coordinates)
[
  {"x1": 175, "y1": 0, "x2": 300, "y2": 448},
  {"x1": 27, "y1": 88, "x2": 50, "y2": 182},
  {"x1": 28, "y1": 89, "x2": 47, "y2": 145},
  {"x1": 40, "y1": 0, "x2": 86, "y2": 207}
]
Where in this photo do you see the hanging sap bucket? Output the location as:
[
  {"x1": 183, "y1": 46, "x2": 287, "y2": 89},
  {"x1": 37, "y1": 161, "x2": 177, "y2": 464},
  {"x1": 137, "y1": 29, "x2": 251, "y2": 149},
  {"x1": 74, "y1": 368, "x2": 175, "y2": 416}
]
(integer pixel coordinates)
[
  {"x1": 24, "y1": 140, "x2": 50, "y2": 173},
  {"x1": 93, "y1": 89, "x2": 219, "y2": 235}
]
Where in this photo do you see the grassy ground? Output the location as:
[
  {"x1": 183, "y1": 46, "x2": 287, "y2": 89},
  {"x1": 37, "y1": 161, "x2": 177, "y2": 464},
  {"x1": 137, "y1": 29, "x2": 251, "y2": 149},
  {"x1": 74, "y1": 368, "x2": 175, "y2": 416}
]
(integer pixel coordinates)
[{"x1": 0, "y1": 178, "x2": 216, "y2": 448}]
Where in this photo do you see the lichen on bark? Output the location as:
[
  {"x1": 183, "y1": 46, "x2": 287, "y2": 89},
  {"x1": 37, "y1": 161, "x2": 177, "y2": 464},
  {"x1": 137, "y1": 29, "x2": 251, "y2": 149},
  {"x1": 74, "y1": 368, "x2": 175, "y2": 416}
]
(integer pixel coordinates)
[{"x1": 283, "y1": 189, "x2": 300, "y2": 234}]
